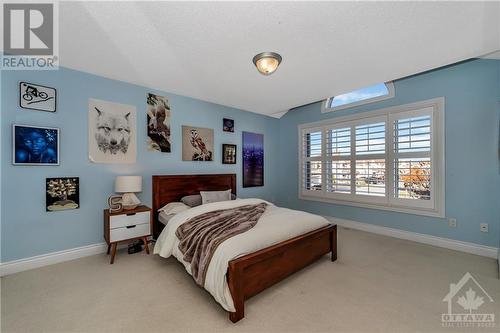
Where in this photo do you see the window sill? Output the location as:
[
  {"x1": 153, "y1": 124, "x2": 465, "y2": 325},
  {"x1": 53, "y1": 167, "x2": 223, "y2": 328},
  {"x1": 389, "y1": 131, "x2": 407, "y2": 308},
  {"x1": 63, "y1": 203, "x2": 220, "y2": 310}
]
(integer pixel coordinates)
[{"x1": 299, "y1": 193, "x2": 445, "y2": 218}]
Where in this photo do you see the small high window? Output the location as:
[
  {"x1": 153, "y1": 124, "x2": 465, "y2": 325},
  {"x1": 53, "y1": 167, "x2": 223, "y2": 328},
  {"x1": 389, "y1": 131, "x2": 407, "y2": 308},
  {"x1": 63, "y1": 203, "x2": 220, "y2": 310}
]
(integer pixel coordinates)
[{"x1": 323, "y1": 82, "x2": 395, "y2": 113}]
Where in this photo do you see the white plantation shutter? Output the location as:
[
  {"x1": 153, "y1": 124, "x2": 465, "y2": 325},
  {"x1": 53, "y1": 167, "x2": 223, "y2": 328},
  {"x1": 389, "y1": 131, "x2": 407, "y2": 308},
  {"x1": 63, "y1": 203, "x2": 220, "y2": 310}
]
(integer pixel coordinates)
[
  {"x1": 354, "y1": 120, "x2": 386, "y2": 198},
  {"x1": 299, "y1": 98, "x2": 444, "y2": 217},
  {"x1": 302, "y1": 129, "x2": 323, "y2": 191},
  {"x1": 355, "y1": 122, "x2": 386, "y2": 156},
  {"x1": 390, "y1": 108, "x2": 433, "y2": 208},
  {"x1": 393, "y1": 115, "x2": 431, "y2": 153},
  {"x1": 394, "y1": 158, "x2": 431, "y2": 199},
  {"x1": 326, "y1": 127, "x2": 351, "y2": 194}
]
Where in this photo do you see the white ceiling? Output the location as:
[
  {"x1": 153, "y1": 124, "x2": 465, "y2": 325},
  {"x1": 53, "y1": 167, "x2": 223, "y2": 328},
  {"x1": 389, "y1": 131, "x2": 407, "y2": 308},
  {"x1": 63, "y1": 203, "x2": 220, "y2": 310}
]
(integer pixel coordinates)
[
  {"x1": 51, "y1": 2, "x2": 500, "y2": 116},
  {"x1": 481, "y1": 50, "x2": 500, "y2": 59}
]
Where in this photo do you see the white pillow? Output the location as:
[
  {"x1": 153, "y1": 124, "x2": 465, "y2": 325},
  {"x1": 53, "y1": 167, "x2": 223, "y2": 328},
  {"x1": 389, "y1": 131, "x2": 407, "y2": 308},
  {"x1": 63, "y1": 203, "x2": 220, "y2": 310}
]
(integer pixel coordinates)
[
  {"x1": 158, "y1": 212, "x2": 175, "y2": 225},
  {"x1": 200, "y1": 189, "x2": 232, "y2": 204},
  {"x1": 157, "y1": 202, "x2": 190, "y2": 215}
]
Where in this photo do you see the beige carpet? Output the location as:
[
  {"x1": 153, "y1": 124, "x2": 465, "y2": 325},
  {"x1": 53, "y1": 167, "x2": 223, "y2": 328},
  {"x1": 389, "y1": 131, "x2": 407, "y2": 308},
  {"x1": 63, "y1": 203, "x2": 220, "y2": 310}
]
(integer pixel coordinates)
[{"x1": 1, "y1": 227, "x2": 499, "y2": 333}]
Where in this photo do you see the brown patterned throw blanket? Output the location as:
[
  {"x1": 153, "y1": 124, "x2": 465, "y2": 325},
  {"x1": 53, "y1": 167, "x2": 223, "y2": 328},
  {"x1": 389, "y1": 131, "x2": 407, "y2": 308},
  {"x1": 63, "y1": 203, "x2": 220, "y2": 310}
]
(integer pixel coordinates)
[{"x1": 176, "y1": 203, "x2": 267, "y2": 286}]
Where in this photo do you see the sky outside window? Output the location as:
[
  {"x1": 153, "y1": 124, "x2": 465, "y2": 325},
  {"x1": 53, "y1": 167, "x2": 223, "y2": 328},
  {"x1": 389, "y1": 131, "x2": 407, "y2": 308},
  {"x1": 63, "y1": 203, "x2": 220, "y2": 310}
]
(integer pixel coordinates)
[{"x1": 330, "y1": 83, "x2": 390, "y2": 108}]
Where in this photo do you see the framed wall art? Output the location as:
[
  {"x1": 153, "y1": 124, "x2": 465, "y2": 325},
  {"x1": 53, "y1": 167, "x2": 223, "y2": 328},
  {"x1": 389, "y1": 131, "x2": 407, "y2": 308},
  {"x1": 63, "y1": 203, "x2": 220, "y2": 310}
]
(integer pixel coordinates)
[
  {"x1": 222, "y1": 144, "x2": 237, "y2": 164},
  {"x1": 182, "y1": 125, "x2": 214, "y2": 161},
  {"x1": 12, "y1": 124, "x2": 59, "y2": 165},
  {"x1": 19, "y1": 82, "x2": 57, "y2": 112},
  {"x1": 147, "y1": 93, "x2": 171, "y2": 152},
  {"x1": 46, "y1": 177, "x2": 80, "y2": 211},
  {"x1": 223, "y1": 118, "x2": 234, "y2": 132},
  {"x1": 242, "y1": 131, "x2": 264, "y2": 187},
  {"x1": 88, "y1": 98, "x2": 137, "y2": 164}
]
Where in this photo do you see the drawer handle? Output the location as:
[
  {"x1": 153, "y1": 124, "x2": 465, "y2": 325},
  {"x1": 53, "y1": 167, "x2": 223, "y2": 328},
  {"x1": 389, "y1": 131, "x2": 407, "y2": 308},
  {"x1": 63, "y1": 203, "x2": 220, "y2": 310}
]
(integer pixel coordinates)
[
  {"x1": 126, "y1": 212, "x2": 136, "y2": 216},
  {"x1": 126, "y1": 225, "x2": 137, "y2": 229}
]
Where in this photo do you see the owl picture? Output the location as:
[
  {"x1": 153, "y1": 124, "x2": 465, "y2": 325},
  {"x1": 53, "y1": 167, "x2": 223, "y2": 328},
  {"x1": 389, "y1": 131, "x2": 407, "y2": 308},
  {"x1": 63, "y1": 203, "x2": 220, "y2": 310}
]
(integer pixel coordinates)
[{"x1": 182, "y1": 126, "x2": 214, "y2": 161}]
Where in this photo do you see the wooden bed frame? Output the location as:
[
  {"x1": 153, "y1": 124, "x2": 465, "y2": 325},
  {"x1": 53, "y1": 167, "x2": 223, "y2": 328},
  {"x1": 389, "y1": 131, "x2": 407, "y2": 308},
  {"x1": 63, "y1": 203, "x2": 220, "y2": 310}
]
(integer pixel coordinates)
[{"x1": 152, "y1": 174, "x2": 337, "y2": 323}]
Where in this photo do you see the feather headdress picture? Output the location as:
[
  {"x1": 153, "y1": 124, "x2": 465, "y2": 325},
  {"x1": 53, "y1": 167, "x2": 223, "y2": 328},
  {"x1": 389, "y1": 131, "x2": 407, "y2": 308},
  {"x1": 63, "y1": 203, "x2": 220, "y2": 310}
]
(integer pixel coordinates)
[{"x1": 147, "y1": 93, "x2": 171, "y2": 152}]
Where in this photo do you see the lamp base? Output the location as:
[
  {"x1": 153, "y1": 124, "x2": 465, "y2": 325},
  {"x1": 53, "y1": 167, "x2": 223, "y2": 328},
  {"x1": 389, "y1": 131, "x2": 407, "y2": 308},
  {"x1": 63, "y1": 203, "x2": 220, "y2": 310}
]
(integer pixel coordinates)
[{"x1": 121, "y1": 192, "x2": 140, "y2": 210}]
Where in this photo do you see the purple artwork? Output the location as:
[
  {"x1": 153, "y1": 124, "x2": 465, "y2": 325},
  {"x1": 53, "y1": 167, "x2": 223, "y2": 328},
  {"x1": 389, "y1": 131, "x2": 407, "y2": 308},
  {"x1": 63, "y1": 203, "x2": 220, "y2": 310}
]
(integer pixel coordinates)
[{"x1": 242, "y1": 131, "x2": 264, "y2": 187}]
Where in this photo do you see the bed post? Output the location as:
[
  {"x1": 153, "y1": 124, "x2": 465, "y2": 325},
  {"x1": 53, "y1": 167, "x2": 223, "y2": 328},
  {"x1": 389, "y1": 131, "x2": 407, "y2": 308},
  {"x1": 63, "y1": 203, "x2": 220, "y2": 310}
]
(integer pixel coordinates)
[
  {"x1": 330, "y1": 224, "x2": 337, "y2": 262},
  {"x1": 227, "y1": 263, "x2": 244, "y2": 322}
]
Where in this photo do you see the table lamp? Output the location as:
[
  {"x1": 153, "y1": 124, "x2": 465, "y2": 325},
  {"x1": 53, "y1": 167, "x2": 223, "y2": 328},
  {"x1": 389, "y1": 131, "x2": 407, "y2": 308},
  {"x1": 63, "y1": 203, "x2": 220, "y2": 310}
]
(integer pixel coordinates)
[{"x1": 115, "y1": 176, "x2": 142, "y2": 210}]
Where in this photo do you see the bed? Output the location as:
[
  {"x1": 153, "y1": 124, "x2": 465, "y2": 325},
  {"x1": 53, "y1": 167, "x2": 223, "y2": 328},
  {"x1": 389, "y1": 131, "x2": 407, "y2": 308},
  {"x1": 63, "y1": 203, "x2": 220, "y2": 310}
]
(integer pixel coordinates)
[{"x1": 152, "y1": 174, "x2": 337, "y2": 322}]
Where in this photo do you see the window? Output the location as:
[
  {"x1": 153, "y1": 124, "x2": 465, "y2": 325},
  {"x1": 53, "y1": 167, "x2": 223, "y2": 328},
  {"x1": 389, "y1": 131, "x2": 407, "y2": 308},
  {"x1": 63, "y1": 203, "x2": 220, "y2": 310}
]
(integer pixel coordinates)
[
  {"x1": 299, "y1": 98, "x2": 444, "y2": 217},
  {"x1": 322, "y1": 82, "x2": 395, "y2": 113},
  {"x1": 302, "y1": 130, "x2": 322, "y2": 191}
]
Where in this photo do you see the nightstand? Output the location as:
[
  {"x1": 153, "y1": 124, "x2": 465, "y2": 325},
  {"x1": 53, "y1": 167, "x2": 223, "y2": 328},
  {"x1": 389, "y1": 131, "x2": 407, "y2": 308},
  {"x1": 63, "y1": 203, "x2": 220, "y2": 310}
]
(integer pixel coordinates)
[{"x1": 104, "y1": 205, "x2": 152, "y2": 264}]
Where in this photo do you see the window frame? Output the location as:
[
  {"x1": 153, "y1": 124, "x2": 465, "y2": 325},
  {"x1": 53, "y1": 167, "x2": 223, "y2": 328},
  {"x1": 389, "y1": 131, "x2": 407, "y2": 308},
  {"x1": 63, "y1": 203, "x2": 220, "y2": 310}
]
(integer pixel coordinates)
[
  {"x1": 321, "y1": 82, "x2": 395, "y2": 113},
  {"x1": 299, "y1": 97, "x2": 445, "y2": 218},
  {"x1": 301, "y1": 126, "x2": 324, "y2": 192}
]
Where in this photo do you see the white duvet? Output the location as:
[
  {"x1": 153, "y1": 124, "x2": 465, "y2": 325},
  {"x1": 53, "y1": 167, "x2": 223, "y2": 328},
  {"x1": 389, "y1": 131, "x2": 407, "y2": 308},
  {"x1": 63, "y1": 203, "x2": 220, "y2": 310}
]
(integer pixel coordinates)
[{"x1": 153, "y1": 198, "x2": 330, "y2": 311}]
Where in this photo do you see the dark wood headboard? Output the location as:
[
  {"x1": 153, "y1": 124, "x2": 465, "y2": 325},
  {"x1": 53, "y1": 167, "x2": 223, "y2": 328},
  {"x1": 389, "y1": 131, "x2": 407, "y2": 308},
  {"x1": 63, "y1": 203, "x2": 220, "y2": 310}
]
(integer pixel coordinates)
[{"x1": 152, "y1": 174, "x2": 236, "y2": 238}]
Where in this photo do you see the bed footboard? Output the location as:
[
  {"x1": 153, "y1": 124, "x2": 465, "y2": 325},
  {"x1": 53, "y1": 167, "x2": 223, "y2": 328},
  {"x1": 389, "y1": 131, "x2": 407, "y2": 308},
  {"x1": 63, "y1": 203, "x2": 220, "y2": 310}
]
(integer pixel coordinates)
[{"x1": 227, "y1": 224, "x2": 337, "y2": 322}]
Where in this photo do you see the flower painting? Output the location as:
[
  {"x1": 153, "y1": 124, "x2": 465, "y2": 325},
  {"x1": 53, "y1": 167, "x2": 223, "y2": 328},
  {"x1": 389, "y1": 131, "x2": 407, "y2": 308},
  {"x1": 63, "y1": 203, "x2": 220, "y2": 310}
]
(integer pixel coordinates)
[
  {"x1": 147, "y1": 93, "x2": 171, "y2": 152},
  {"x1": 46, "y1": 177, "x2": 80, "y2": 211},
  {"x1": 13, "y1": 124, "x2": 59, "y2": 165}
]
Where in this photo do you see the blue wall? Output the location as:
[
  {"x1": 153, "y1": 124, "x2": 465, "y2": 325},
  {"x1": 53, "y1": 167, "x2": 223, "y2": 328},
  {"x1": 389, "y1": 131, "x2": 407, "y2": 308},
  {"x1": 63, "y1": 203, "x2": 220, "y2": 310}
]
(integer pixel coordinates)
[
  {"x1": 497, "y1": 60, "x2": 500, "y2": 252},
  {"x1": 1, "y1": 67, "x2": 279, "y2": 262},
  {"x1": 2, "y1": 59, "x2": 499, "y2": 262},
  {"x1": 277, "y1": 59, "x2": 500, "y2": 247}
]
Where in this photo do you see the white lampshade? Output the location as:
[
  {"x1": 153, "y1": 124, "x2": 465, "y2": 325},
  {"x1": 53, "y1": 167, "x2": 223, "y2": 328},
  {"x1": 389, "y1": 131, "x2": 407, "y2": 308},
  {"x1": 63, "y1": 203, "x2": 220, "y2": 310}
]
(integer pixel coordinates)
[{"x1": 115, "y1": 176, "x2": 142, "y2": 193}]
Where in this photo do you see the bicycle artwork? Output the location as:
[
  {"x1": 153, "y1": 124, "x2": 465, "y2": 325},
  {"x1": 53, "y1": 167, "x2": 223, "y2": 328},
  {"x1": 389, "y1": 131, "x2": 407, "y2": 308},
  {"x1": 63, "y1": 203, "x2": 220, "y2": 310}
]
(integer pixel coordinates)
[{"x1": 19, "y1": 82, "x2": 57, "y2": 112}]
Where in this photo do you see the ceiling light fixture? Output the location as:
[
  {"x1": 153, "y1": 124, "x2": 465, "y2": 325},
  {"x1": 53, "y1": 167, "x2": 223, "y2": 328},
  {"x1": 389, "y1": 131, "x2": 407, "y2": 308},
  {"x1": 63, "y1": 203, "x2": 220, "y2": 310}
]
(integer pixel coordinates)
[{"x1": 253, "y1": 52, "x2": 282, "y2": 76}]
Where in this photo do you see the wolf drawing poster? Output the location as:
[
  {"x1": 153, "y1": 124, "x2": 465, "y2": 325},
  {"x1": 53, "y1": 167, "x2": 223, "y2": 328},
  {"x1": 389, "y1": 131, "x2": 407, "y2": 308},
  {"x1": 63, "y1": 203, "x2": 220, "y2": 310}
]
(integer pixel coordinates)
[{"x1": 88, "y1": 98, "x2": 137, "y2": 163}]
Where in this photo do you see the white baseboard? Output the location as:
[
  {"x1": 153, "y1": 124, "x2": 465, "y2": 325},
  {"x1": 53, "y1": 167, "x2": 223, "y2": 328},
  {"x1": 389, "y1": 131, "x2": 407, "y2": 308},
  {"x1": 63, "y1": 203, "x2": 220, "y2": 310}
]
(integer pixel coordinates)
[
  {"x1": 1, "y1": 221, "x2": 498, "y2": 277},
  {"x1": 328, "y1": 217, "x2": 499, "y2": 259},
  {"x1": 0, "y1": 243, "x2": 108, "y2": 277}
]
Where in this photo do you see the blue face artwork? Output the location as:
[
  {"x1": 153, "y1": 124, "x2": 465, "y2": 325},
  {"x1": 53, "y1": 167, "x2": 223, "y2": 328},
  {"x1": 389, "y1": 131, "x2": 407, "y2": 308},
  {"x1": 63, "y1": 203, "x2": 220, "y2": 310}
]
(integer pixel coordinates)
[{"x1": 14, "y1": 126, "x2": 58, "y2": 164}]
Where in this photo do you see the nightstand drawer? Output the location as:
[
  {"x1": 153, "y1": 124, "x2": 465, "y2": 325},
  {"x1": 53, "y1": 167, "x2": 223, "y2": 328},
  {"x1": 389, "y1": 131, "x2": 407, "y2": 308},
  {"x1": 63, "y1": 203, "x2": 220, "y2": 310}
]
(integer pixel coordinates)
[
  {"x1": 110, "y1": 211, "x2": 149, "y2": 229},
  {"x1": 110, "y1": 223, "x2": 150, "y2": 242}
]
